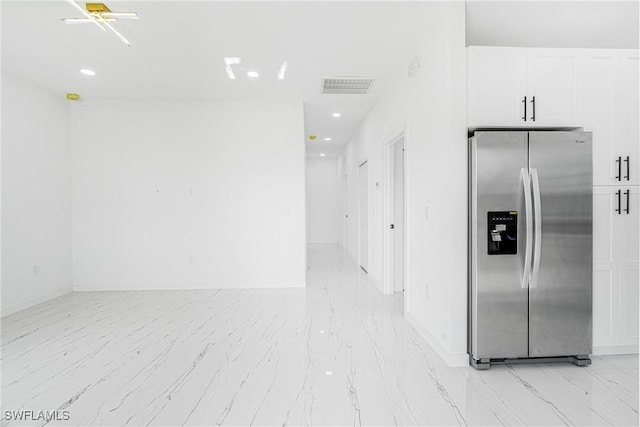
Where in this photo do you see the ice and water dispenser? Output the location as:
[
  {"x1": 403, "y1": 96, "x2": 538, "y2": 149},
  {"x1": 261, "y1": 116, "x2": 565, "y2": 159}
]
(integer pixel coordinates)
[{"x1": 487, "y1": 211, "x2": 517, "y2": 255}]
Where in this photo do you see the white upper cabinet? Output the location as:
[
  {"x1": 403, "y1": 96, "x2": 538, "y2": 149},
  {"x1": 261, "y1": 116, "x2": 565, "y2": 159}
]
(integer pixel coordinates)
[
  {"x1": 584, "y1": 50, "x2": 639, "y2": 186},
  {"x1": 527, "y1": 49, "x2": 583, "y2": 126},
  {"x1": 468, "y1": 47, "x2": 528, "y2": 127},
  {"x1": 467, "y1": 46, "x2": 583, "y2": 128}
]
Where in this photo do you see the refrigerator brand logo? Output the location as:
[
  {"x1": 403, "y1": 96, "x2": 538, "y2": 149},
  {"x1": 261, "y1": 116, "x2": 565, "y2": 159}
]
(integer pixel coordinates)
[{"x1": 575, "y1": 140, "x2": 586, "y2": 144}]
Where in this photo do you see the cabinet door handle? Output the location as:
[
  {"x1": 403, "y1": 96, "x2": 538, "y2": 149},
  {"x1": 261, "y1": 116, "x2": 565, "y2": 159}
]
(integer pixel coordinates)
[
  {"x1": 616, "y1": 156, "x2": 622, "y2": 181},
  {"x1": 530, "y1": 96, "x2": 536, "y2": 121},
  {"x1": 625, "y1": 189, "x2": 630, "y2": 214},
  {"x1": 522, "y1": 96, "x2": 527, "y2": 121},
  {"x1": 624, "y1": 156, "x2": 630, "y2": 181},
  {"x1": 616, "y1": 189, "x2": 622, "y2": 214}
]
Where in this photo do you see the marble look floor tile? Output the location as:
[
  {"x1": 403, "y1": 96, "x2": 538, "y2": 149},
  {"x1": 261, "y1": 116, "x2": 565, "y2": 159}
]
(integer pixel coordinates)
[{"x1": 1, "y1": 244, "x2": 638, "y2": 426}]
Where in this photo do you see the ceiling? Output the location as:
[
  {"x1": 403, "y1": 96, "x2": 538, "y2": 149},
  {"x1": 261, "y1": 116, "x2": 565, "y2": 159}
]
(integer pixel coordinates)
[{"x1": 1, "y1": 1, "x2": 438, "y2": 158}]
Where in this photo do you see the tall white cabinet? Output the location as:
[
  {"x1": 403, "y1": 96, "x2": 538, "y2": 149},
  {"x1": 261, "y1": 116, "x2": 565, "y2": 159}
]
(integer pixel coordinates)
[
  {"x1": 584, "y1": 50, "x2": 639, "y2": 354},
  {"x1": 468, "y1": 46, "x2": 640, "y2": 355}
]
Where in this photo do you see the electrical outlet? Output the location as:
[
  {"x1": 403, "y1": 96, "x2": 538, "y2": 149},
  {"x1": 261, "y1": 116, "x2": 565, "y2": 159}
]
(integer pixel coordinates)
[
  {"x1": 425, "y1": 206, "x2": 431, "y2": 221},
  {"x1": 33, "y1": 264, "x2": 40, "y2": 276},
  {"x1": 188, "y1": 255, "x2": 195, "y2": 265}
]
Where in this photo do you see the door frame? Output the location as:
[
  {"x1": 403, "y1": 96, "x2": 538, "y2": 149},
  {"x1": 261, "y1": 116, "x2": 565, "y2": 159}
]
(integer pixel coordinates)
[
  {"x1": 357, "y1": 160, "x2": 369, "y2": 272},
  {"x1": 382, "y1": 131, "x2": 407, "y2": 295}
]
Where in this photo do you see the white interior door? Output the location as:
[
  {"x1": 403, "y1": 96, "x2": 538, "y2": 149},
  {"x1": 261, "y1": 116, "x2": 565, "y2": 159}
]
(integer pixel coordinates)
[
  {"x1": 392, "y1": 138, "x2": 405, "y2": 292},
  {"x1": 358, "y1": 161, "x2": 368, "y2": 272}
]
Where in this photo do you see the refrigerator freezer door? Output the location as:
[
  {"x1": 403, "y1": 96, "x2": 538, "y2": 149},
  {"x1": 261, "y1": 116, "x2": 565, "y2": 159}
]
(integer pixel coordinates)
[
  {"x1": 528, "y1": 131, "x2": 593, "y2": 357},
  {"x1": 470, "y1": 132, "x2": 530, "y2": 359}
]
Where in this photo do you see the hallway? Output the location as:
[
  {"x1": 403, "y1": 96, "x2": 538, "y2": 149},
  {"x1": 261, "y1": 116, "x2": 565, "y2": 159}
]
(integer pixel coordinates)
[{"x1": 2, "y1": 244, "x2": 638, "y2": 426}]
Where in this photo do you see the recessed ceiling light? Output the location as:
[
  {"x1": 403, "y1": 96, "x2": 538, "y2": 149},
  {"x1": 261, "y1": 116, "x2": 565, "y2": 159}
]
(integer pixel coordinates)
[
  {"x1": 278, "y1": 61, "x2": 288, "y2": 80},
  {"x1": 247, "y1": 71, "x2": 260, "y2": 78},
  {"x1": 324, "y1": 137, "x2": 332, "y2": 142},
  {"x1": 320, "y1": 153, "x2": 326, "y2": 157},
  {"x1": 325, "y1": 371, "x2": 333, "y2": 376},
  {"x1": 80, "y1": 68, "x2": 96, "y2": 76},
  {"x1": 332, "y1": 113, "x2": 341, "y2": 118}
]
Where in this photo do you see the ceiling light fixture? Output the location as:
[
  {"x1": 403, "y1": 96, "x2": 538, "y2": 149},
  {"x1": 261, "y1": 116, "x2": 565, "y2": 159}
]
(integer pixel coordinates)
[
  {"x1": 324, "y1": 137, "x2": 331, "y2": 142},
  {"x1": 62, "y1": 17, "x2": 116, "y2": 24},
  {"x1": 278, "y1": 61, "x2": 288, "y2": 80},
  {"x1": 332, "y1": 113, "x2": 341, "y2": 118},
  {"x1": 224, "y1": 57, "x2": 241, "y2": 80},
  {"x1": 64, "y1": 0, "x2": 105, "y2": 31},
  {"x1": 80, "y1": 68, "x2": 96, "y2": 76},
  {"x1": 62, "y1": 2, "x2": 137, "y2": 47},
  {"x1": 95, "y1": 14, "x2": 131, "y2": 47},
  {"x1": 247, "y1": 71, "x2": 260, "y2": 79},
  {"x1": 320, "y1": 153, "x2": 326, "y2": 157}
]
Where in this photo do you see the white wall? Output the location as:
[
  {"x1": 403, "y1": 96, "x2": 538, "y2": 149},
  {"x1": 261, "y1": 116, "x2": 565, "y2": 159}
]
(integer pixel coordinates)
[
  {"x1": 1, "y1": 71, "x2": 72, "y2": 315},
  {"x1": 466, "y1": 1, "x2": 639, "y2": 49},
  {"x1": 342, "y1": 2, "x2": 468, "y2": 366},
  {"x1": 70, "y1": 100, "x2": 305, "y2": 290},
  {"x1": 306, "y1": 158, "x2": 340, "y2": 243}
]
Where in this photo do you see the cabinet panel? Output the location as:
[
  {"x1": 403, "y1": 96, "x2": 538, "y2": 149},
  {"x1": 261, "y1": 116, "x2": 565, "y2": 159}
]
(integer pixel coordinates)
[
  {"x1": 619, "y1": 55, "x2": 639, "y2": 185},
  {"x1": 585, "y1": 54, "x2": 619, "y2": 185},
  {"x1": 593, "y1": 270, "x2": 616, "y2": 346},
  {"x1": 593, "y1": 186, "x2": 639, "y2": 351},
  {"x1": 592, "y1": 187, "x2": 619, "y2": 346},
  {"x1": 468, "y1": 47, "x2": 528, "y2": 127},
  {"x1": 620, "y1": 187, "x2": 639, "y2": 346},
  {"x1": 621, "y1": 275, "x2": 639, "y2": 344},
  {"x1": 527, "y1": 50, "x2": 583, "y2": 126}
]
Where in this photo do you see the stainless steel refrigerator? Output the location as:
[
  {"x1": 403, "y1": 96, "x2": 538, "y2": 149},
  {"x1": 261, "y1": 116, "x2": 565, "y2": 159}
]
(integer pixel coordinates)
[{"x1": 468, "y1": 130, "x2": 592, "y2": 370}]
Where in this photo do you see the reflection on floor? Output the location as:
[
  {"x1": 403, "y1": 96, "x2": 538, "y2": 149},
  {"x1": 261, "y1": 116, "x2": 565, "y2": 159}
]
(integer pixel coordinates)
[{"x1": 2, "y1": 244, "x2": 638, "y2": 426}]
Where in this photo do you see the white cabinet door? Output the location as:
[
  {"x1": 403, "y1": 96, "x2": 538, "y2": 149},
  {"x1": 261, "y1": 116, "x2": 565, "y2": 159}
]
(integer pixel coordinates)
[
  {"x1": 593, "y1": 187, "x2": 619, "y2": 347},
  {"x1": 468, "y1": 47, "x2": 528, "y2": 127},
  {"x1": 527, "y1": 49, "x2": 583, "y2": 127},
  {"x1": 584, "y1": 52, "x2": 620, "y2": 186},
  {"x1": 619, "y1": 186, "x2": 639, "y2": 346},
  {"x1": 593, "y1": 186, "x2": 639, "y2": 352},
  {"x1": 618, "y1": 54, "x2": 639, "y2": 186},
  {"x1": 584, "y1": 50, "x2": 638, "y2": 186}
]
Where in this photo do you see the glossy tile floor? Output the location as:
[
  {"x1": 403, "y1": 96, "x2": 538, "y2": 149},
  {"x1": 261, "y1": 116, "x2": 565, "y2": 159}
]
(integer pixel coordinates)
[{"x1": 2, "y1": 244, "x2": 638, "y2": 426}]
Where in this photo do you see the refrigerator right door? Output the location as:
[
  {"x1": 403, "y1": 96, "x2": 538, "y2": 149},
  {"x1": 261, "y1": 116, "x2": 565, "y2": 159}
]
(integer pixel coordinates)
[{"x1": 528, "y1": 131, "x2": 593, "y2": 357}]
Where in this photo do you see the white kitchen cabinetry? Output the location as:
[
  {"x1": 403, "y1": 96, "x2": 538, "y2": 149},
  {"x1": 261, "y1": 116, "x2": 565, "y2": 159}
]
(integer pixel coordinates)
[
  {"x1": 584, "y1": 50, "x2": 639, "y2": 186},
  {"x1": 468, "y1": 47, "x2": 583, "y2": 128},
  {"x1": 468, "y1": 47, "x2": 528, "y2": 127},
  {"x1": 592, "y1": 186, "x2": 639, "y2": 353}
]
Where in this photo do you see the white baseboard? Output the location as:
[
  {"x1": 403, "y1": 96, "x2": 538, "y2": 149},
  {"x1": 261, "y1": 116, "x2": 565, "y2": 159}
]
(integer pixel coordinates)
[
  {"x1": 73, "y1": 281, "x2": 306, "y2": 292},
  {"x1": 593, "y1": 344, "x2": 638, "y2": 355},
  {"x1": 1, "y1": 287, "x2": 73, "y2": 317},
  {"x1": 405, "y1": 312, "x2": 468, "y2": 367}
]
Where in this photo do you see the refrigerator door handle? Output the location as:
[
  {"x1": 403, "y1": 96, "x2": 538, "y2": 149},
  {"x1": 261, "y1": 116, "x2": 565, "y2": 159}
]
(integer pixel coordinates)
[
  {"x1": 521, "y1": 168, "x2": 533, "y2": 288},
  {"x1": 530, "y1": 168, "x2": 542, "y2": 288}
]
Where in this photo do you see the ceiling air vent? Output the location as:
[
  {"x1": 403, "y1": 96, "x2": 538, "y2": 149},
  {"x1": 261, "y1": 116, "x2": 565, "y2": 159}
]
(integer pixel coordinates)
[{"x1": 321, "y1": 77, "x2": 375, "y2": 95}]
